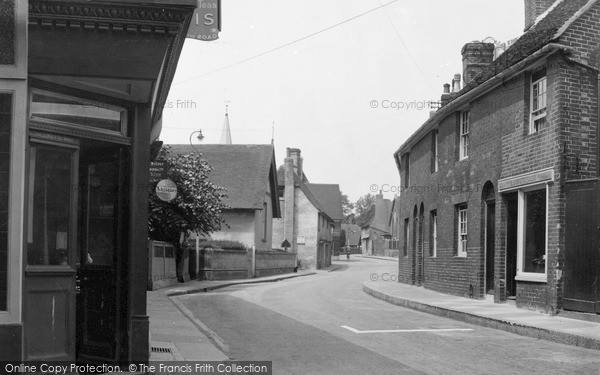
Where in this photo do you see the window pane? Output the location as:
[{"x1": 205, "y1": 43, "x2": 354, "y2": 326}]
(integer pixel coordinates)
[
  {"x1": 0, "y1": 1, "x2": 15, "y2": 65},
  {"x1": 30, "y1": 90, "x2": 125, "y2": 133},
  {"x1": 27, "y1": 147, "x2": 72, "y2": 266},
  {"x1": 524, "y1": 189, "x2": 546, "y2": 273},
  {"x1": 0, "y1": 93, "x2": 11, "y2": 310},
  {"x1": 85, "y1": 161, "x2": 118, "y2": 266}
]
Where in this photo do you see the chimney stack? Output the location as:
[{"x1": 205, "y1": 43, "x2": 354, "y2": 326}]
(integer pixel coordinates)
[
  {"x1": 462, "y1": 42, "x2": 495, "y2": 86},
  {"x1": 441, "y1": 83, "x2": 451, "y2": 106},
  {"x1": 283, "y1": 156, "x2": 296, "y2": 254},
  {"x1": 524, "y1": 0, "x2": 555, "y2": 31},
  {"x1": 452, "y1": 74, "x2": 462, "y2": 93},
  {"x1": 286, "y1": 148, "x2": 303, "y2": 179}
]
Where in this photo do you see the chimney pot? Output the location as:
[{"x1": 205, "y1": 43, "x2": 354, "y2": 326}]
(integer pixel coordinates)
[{"x1": 452, "y1": 74, "x2": 462, "y2": 93}]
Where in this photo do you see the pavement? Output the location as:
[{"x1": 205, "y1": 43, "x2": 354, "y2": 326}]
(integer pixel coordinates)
[
  {"x1": 147, "y1": 255, "x2": 600, "y2": 363},
  {"x1": 364, "y1": 278, "x2": 600, "y2": 351},
  {"x1": 147, "y1": 270, "x2": 317, "y2": 361}
]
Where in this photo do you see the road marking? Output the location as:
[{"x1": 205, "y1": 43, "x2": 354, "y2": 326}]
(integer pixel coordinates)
[{"x1": 341, "y1": 325, "x2": 474, "y2": 334}]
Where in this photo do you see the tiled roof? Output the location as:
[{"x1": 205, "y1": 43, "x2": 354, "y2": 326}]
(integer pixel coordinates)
[
  {"x1": 167, "y1": 144, "x2": 279, "y2": 215},
  {"x1": 363, "y1": 197, "x2": 392, "y2": 234},
  {"x1": 305, "y1": 183, "x2": 343, "y2": 221}
]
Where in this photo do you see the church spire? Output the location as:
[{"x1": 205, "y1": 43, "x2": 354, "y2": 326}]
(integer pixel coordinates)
[{"x1": 220, "y1": 103, "x2": 232, "y2": 144}]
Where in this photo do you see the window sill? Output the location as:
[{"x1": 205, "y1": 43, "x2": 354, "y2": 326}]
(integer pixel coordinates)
[
  {"x1": 454, "y1": 255, "x2": 467, "y2": 258},
  {"x1": 515, "y1": 273, "x2": 547, "y2": 283}
]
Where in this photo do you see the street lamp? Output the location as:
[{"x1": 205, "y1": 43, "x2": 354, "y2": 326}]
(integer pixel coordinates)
[{"x1": 189, "y1": 129, "x2": 204, "y2": 155}]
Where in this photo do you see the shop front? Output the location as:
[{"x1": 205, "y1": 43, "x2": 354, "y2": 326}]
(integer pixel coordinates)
[{"x1": 0, "y1": 0, "x2": 196, "y2": 363}]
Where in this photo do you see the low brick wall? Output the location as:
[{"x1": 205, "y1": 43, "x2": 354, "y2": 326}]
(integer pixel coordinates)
[
  {"x1": 193, "y1": 248, "x2": 296, "y2": 281},
  {"x1": 255, "y1": 250, "x2": 297, "y2": 278}
]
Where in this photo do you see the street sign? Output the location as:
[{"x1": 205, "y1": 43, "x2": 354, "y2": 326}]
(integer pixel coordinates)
[
  {"x1": 187, "y1": 0, "x2": 220, "y2": 41},
  {"x1": 156, "y1": 179, "x2": 178, "y2": 202},
  {"x1": 150, "y1": 160, "x2": 168, "y2": 182}
]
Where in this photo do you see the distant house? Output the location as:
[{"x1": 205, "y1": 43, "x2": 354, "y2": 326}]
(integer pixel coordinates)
[
  {"x1": 306, "y1": 183, "x2": 344, "y2": 255},
  {"x1": 360, "y1": 194, "x2": 393, "y2": 257},
  {"x1": 272, "y1": 148, "x2": 343, "y2": 269},
  {"x1": 169, "y1": 144, "x2": 281, "y2": 251},
  {"x1": 342, "y1": 223, "x2": 361, "y2": 253}
]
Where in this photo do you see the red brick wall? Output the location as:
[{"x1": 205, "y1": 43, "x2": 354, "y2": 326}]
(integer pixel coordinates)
[{"x1": 397, "y1": 75, "x2": 520, "y2": 298}]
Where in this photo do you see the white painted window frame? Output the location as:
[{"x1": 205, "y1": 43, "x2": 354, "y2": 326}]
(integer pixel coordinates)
[
  {"x1": 515, "y1": 184, "x2": 548, "y2": 282},
  {"x1": 459, "y1": 112, "x2": 469, "y2": 160},
  {"x1": 457, "y1": 205, "x2": 468, "y2": 257},
  {"x1": 431, "y1": 211, "x2": 437, "y2": 258},
  {"x1": 433, "y1": 130, "x2": 439, "y2": 172},
  {"x1": 530, "y1": 75, "x2": 547, "y2": 133}
]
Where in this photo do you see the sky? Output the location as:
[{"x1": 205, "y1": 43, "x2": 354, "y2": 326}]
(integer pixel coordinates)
[{"x1": 161, "y1": 0, "x2": 525, "y2": 202}]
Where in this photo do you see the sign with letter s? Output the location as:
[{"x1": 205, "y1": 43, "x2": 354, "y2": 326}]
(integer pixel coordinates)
[{"x1": 187, "y1": 0, "x2": 221, "y2": 41}]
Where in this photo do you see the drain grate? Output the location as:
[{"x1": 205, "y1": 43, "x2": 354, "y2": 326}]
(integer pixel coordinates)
[{"x1": 151, "y1": 347, "x2": 172, "y2": 354}]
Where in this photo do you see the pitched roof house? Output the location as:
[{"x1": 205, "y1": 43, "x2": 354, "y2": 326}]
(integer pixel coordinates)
[
  {"x1": 360, "y1": 194, "x2": 393, "y2": 257},
  {"x1": 169, "y1": 144, "x2": 281, "y2": 251},
  {"x1": 393, "y1": 0, "x2": 600, "y2": 314},
  {"x1": 273, "y1": 148, "x2": 343, "y2": 269}
]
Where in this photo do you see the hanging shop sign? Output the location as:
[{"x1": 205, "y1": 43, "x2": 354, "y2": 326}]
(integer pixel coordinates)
[
  {"x1": 187, "y1": 0, "x2": 221, "y2": 41},
  {"x1": 156, "y1": 179, "x2": 178, "y2": 202}
]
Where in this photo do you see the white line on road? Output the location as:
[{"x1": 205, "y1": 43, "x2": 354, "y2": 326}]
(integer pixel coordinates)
[{"x1": 341, "y1": 325, "x2": 474, "y2": 334}]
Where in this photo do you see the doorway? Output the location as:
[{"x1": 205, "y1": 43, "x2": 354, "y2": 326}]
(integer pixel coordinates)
[
  {"x1": 24, "y1": 134, "x2": 127, "y2": 363},
  {"x1": 485, "y1": 201, "x2": 495, "y2": 294},
  {"x1": 505, "y1": 193, "x2": 518, "y2": 299},
  {"x1": 482, "y1": 182, "x2": 496, "y2": 295}
]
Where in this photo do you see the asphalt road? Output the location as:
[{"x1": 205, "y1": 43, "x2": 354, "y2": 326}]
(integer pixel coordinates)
[{"x1": 177, "y1": 257, "x2": 600, "y2": 375}]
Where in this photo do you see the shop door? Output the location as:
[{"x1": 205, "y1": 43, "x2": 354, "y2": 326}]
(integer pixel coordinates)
[
  {"x1": 77, "y1": 145, "x2": 126, "y2": 364},
  {"x1": 24, "y1": 141, "x2": 79, "y2": 361},
  {"x1": 505, "y1": 194, "x2": 518, "y2": 299},
  {"x1": 564, "y1": 180, "x2": 600, "y2": 313}
]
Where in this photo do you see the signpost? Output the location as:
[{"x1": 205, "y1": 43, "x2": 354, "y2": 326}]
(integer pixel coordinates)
[{"x1": 150, "y1": 160, "x2": 168, "y2": 182}]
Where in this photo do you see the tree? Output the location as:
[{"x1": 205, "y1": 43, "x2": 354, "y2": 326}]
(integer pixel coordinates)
[
  {"x1": 354, "y1": 193, "x2": 376, "y2": 227},
  {"x1": 341, "y1": 193, "x2": 356, "y2": 224},
  {"x1": 339, "y1": 229, "x2": 347, "y2": 249},
  {"x1": 148, "y1": 146, "x2": 227, "y2": 280}
]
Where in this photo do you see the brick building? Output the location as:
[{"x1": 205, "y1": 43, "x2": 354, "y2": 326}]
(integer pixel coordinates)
[
  {"x1": 393, "y1": 0, "x2": 600, "y2": 314},
  {"x1": 360, "y1": 194, "x2": 393, "y2": 257}
]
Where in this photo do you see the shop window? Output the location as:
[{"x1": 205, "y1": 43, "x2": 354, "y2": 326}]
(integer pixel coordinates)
[
  {"x1": 459, "y1": 112, "x2": 469, "y2": 160},
  {"x1": 0, "y1": 93, "x2": 11, "y2": 311},
  {"x1": 457, "y1": 204, "x2": 468, "y2": 257},
  {"x1": 530, "y1": 69, "x2": 547, "y2": 133},
  {"x1": 429, "y1": 210, "x2": 437, "y2": 257},
  {"x1": 27, "y1": 146, "x2": 74, "y2": 266},
  {"x1": 30, "y1": 89, "x2": 128, "y2": 138},
  {"x1": 0, "y1": 1, "x2": 15, "y2": 66},
  {"x1": 519, "y1": 188, "x2": 547, "y2": 275}
]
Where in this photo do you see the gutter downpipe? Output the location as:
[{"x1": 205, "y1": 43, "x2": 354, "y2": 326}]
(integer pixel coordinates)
[{"x1": 393, "y1": 43, "x2": 574, "y2": 160}]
